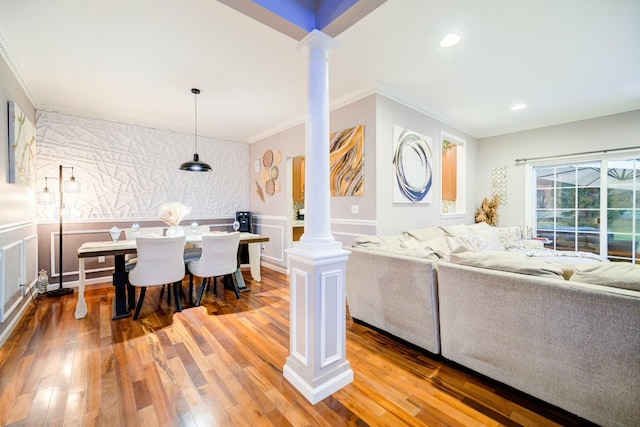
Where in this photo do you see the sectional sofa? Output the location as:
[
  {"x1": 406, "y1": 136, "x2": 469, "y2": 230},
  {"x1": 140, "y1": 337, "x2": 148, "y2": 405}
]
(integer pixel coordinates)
[{"x1": 345, "y1": 223, "x2": 640, "y2": 427}]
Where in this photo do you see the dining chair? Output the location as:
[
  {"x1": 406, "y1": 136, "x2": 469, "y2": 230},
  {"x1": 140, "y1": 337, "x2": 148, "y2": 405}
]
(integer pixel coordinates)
[
  {"x1": 128, "y1": 235, "x2": 187, "y2": 320},
  {"x1": 187, "y1": 232, "x2": 241, "y2": 305},
  {"x1": 124, "y1": 226, "x2": 164, "y2": 269}
]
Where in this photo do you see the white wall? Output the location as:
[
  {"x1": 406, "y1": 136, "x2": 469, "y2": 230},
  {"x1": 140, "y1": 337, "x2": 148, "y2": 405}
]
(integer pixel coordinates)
[
  {"x1": 375, "y1": 94, "x2": 478, "y2": 235},
  {"x1": 476, "y1": 109, "x2": 640, "y2": 227},
  {"x1": 37, "y1": 111, "x2": 250, "y2": 220}
]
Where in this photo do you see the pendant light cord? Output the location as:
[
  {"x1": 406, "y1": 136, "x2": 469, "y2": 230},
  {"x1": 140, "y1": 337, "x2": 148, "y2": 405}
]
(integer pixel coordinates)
[{"x1": 194, "y1": 89, "x2": 198, "y2": 155}]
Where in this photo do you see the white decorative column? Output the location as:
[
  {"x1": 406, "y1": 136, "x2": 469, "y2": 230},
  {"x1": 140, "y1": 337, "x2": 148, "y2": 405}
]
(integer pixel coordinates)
[{"x1": 283, "y1": 29, "x2": 353, "y2": 404}]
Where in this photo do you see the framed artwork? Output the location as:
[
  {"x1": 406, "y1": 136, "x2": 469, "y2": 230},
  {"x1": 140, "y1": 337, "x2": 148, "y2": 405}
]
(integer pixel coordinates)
[
  {"x1": 8, "y1": 101, "x2": 37, "y2": 187},
  {"x1": 392, "y1": 126, "x2": 433, "y2": 203},
  {"x1": 329, "y1": 124, "x2": 364, "y2": 196}
]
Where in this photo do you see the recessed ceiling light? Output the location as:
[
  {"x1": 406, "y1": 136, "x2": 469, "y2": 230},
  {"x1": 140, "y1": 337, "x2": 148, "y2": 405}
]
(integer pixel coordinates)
[
  {"x1": 440, "y1": 34, "x2": 461, "y2": 48},
  {"x1": 511, "y1": 103, "x2": 527, "y2": 111}
]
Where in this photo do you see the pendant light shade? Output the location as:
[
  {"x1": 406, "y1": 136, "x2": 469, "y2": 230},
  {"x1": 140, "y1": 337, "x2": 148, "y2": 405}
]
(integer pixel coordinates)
[{"x1": 180, "y1": 88, "x2": 212, "y2": 172}]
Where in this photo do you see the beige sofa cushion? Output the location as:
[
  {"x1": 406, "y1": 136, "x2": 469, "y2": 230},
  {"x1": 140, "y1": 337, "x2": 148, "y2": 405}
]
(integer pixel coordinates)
[
  {"x1": 570, "y1": 262, "x2": 640, "y2": 291},
  {"x1": 448, "y1": 251, "x2": 565, "y2": 278},
  {"x1": 403, "y1": 227, "x2": 446, "y2": 242},
  {"x1": 440, "y1": 224, "x2": 470, "y2": 237}
]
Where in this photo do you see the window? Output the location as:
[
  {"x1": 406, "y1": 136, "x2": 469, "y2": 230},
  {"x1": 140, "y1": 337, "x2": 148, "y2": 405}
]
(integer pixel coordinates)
[
  {"x1": 533, "y1": 157, "x2": 639, "y2": 263},
  {"x1": 441, "y1": 132, "x2": 466, "y2": 216}
]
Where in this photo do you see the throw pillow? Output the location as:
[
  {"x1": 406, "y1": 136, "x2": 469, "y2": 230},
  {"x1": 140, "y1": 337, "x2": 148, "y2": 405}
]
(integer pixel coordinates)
[
  {"x1": 498, "y1": 226, "x2": 524, "y2": 249},
  {"x1": 474, "y1": 227, "x2": 504, "y2": 251}
]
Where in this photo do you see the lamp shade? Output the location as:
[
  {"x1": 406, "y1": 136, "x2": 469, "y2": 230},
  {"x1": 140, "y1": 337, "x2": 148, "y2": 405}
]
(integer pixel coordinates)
[{"x1": 180, "y1": 153, "x2": 212, "y2": 172}]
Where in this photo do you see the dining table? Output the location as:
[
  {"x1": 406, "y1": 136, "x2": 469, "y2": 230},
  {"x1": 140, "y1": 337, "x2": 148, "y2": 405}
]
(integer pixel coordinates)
[{"x1": 75, "y1": 232, "x2": 269, "y2": 320}]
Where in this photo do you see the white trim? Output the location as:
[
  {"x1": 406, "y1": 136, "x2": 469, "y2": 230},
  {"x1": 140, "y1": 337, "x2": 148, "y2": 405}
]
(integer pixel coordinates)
[
  {"x1": 329, "y1": 218, "x2": 376, "y2": 227},
  {"x1": 0, "y1": 220, "x2": 37, "y2": 233}
]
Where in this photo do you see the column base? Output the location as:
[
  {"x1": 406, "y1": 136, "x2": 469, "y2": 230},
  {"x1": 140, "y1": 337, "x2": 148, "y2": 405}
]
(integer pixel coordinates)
[{"x1": 284, "y1": 359, "x2": 353, "y2": 404}]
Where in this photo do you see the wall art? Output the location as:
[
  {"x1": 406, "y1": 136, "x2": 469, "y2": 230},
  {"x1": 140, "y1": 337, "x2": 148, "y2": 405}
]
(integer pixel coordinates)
[
  {"x1": 392, "y1": 126, "x2": 433, "y2": 203},
  {"x1": 8, "y1": 101, "x2": 36, "y2": 186},
  {"x1": 330, "y1": 124, "x2": 364, "y2": 196}
]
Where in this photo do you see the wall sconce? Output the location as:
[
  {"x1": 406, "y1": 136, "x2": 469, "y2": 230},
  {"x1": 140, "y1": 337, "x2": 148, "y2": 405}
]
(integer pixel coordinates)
[{"x1": 38, "y1": 165, "x2": 82, "y2": 297}]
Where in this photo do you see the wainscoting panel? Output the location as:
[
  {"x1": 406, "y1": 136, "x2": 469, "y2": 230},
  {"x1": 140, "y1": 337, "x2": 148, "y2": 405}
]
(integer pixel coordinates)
[
  {"x1": 331, "y1": 218, "x2": 377, "y2": 247},
  {"x1": 22, "y1": 234, "x2": 38, "y2": 297},
  {"x1": 0, "y1": 234, "x2": 38, "y2": 322}
]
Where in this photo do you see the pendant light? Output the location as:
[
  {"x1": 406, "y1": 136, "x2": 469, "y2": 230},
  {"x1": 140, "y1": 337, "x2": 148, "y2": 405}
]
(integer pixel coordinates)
[{"x1": 180, "y1": 88, "x2": 212, "y2": 172}]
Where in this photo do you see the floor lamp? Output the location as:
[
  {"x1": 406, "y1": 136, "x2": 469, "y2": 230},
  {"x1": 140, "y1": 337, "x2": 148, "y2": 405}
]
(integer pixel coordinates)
[{"x1": 38, "y1": 165, "x2": 81, "y2": 297}]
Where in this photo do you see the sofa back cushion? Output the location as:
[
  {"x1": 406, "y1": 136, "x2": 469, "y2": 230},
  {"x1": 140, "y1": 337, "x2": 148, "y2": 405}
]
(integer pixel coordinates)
[
  {"x1": 570, "y1": 262, "x2": 640, "y2": 291},
  {"x1": 448, "y1": 251, "x2": 565, "y2": 278},
  {"x1": 403, "y1": 227, "x2": 446, "y2": 242}
]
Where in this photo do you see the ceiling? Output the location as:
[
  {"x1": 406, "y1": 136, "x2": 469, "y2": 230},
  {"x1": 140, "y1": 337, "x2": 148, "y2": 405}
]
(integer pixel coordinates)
[{"x1": 0, "y1": 0, "x2": 639, "y2": 143}]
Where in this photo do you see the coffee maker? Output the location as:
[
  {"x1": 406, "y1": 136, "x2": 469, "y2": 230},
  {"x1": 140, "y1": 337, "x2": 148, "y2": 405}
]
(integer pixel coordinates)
[{"x1": 235, "y1": 211, "x2": 252, "y2": 233}]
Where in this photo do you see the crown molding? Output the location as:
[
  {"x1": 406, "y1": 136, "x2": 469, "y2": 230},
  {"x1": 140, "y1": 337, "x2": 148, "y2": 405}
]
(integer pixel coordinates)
[
  {"x1": 374, "y1": 83, "x2": 478, "y2": 138},
  {"x1": 247, "y1": 82, "x2": 482, "y2": 143},
  {"x1": 0, "y1": 27, "x2": 37, "y2": 108},
  {"x1": 246, "y1": 85, "x2": 378, "y2": 143}
]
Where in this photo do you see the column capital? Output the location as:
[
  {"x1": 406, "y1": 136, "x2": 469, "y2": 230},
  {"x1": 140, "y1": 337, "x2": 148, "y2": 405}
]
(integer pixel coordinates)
[{"x1": 297, "y1": 29, "x2": 338, "y2": 53}]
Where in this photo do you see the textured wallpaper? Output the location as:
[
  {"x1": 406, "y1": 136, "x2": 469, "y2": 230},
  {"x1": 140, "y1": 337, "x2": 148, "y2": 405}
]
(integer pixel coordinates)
[{"x1": 36, "y1": 111, "x2": 249, "y2": 220}]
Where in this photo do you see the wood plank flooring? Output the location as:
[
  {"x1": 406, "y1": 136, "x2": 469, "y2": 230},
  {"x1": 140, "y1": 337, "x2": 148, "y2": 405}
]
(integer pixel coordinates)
[{"x1": 0, "y1": 269, "x2": 598, "y2": 426}]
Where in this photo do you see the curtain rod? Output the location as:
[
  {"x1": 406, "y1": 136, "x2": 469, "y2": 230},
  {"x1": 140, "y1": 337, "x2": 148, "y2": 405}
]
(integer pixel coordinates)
[{"x1": 514, "y1": 145, "x2": 640, "y2": 166}]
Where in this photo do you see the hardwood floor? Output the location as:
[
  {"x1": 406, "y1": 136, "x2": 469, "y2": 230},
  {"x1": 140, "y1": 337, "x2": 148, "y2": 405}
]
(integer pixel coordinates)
[{"x1": 0, "y1": 269, "x2": 597, "y2": 427}]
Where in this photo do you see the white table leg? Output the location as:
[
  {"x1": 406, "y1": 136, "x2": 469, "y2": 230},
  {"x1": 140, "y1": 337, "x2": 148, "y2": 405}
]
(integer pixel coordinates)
[
  {"x1": 248, "y1": 242, "x2": 262, "y2": 282},
  {"x1": 75, "y1": 258, "x2": 88, "y2": 319}
]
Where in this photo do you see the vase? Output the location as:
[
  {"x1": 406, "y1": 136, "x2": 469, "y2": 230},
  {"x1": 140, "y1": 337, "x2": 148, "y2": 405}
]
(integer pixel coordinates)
[{"x1": 166, "y1": 225, "x2": 184, "y2": 237}]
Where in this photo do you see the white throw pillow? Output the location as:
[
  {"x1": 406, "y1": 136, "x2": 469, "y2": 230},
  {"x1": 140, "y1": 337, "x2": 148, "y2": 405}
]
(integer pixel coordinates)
[
  {"x1": 474, "y1": 227, "x2": 504, "y2": 251},
  {"x1": 498, "y1": 226, "x2": 524, "y2": 249}
]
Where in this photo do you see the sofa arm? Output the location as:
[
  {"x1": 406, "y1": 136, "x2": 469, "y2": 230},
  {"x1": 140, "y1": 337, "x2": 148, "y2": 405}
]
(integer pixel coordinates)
[{"x1": 346, "y1": 246, "x2": 440, "y2": 354}]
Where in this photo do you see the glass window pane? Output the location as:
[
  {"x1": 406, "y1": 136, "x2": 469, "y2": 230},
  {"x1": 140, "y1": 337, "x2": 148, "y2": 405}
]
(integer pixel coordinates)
[
  {"x1": 577, "y1": 165, "x2": 600, "y2": 187},
  {"x1": 536, "y1": 210, "x2": 555, "y2": 228},
  {"x1": 555, "y1": 166, "x2": 576, "y2": 187},
  {"x1": 556, "y1": 210, "x2": 575, "y2": 228},
  {"x1": 577, "y1": 232, "x2": 599, "y2": 253},
  {"x1": 555, "y1": 231, "x2": 576, "y2": 251},
  {"x1": 536, "y1": 168, "x2": 555, "y2": 189},
  {"x1": 577, "y1": 187, "x2": 600, "y2": 208},
  {"x1": 608, "y1": 236, "x2": 634, "y2": 259},
  {"x1": 556, "y1": 188, "x2": 574, "y2": 208},
  {"x1": 577, "y1": 210, "x2": 599, "y2": 230},
  {"x1": 608, "y1": 210, "x2": 633, "y2": 233},
  {"x1": 537, "y1": 189, "x2": 554, "y2": 208},
  {"x1": 608, "y1": 186, "x2": 634, "y2": 208}
]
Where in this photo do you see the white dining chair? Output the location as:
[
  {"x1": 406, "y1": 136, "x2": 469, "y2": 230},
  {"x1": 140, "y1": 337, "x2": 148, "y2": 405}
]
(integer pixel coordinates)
[
  {"x1": 128, "y1": 235, "x2": 187, "y2": 320},
  {"x1": 187, "y1": 232, "x2": 241, "y2": 305},
  {"x1": 124, "y1": 226, "x2": 164, "y2": 270}
]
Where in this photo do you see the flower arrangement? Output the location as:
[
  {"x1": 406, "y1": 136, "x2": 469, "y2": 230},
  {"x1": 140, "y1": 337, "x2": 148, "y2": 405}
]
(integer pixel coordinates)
[
  {"x1": 475, "y1": 195, "x2": 500, "y2": 226},
  {"x1": 158, "y1": 202, "x2": 191, "y2": 226}
]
